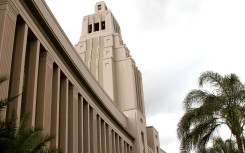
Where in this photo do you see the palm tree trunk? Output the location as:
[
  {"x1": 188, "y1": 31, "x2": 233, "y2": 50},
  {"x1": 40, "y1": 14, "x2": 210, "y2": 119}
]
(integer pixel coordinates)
[{"x1": 235, "y1": 133, "x2": 244, "y2": 153}]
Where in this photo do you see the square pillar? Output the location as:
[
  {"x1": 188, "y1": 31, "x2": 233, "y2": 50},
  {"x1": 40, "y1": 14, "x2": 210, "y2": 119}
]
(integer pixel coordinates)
[
  {"x1": 36, "y1": 51, "x2": 54, "y2": 134},
  {"x1": 7, "y1": 22, "x2": 28, "y2": 120},
  {"x1": 124, "y1": 142, "x2": 127, "y2": 153},
  {"x1": 68, "y1": 85, "x2": 79, "y2": 153},
  {"x1": 116, "y1": 134, "x2": 119, "y2": 153},
  {"x1": 22, "y1": 39, "x2": 40, "y2": 127},
  {"x1": 112, "y1": 131, "x2": 116, "y2": 153},
  {"x1": 59, "y1": 77, "x2": 69, "y2": 152},
  {"x1": 97, "y1": 116, "x2": 101, "y2": 153},
  {"x1": 106, "y1": 126, "x2": 113, "y2": 153},
  {"x1": 50, "y1": 66, "x2": 60, "y2": 148},
  {"x1": 0, "y1": 0, "x2": 19, "y2": 102},
  {"x1": 90, "y1": 108, "x2": 98, "y2": 153},
  {"x1": 120, "y1": 139, "x2": 123, "y2": 153},
  {"x1": 101, "y1": 121, "x2": 107, "y2": 153},
  {"x1": 78, "y1": 95, "x2": 83, "y2": 153},
  {"x1": 83, "y1": 101, "x2": 90, "y2": 153}
]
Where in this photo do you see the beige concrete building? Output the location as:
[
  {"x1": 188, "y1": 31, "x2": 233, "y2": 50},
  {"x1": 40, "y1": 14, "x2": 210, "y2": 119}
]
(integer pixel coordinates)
[{"x1": 0, "y1": 0, "x2": 166, "y2": 152}]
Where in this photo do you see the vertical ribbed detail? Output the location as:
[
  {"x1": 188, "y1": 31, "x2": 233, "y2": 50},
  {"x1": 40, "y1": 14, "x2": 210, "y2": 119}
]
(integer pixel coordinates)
[
  {"x1": 51, "y1": 66, "x2": 60, "y2": 148},
  {"x1": 36, "y1": 51, "x2": 53, "y2": 135},
  {"x1": 78, "y1": 95, "x2": 83, "y2": 153},
  {"x1": 59, "y1": 77, "x2": 69, "y2": 152},
  {"x1": 21, "y1": 39, "x2": 40, "y2": 127},
  {"x1": 83, "y1": 100, "x2": 90, "y2": 153},
  {"x1": 90, "y1": 107, "x2": 98, "y2": 153},
  {"x1": 68, "y1": 85, "x2": 79, "y2": 153},
  {"x1": 7, "y1": 22, "x2": 28, "y2": 121},
  {"x1": 0, "y1": 4, "x2": 17, "y2": 108}
]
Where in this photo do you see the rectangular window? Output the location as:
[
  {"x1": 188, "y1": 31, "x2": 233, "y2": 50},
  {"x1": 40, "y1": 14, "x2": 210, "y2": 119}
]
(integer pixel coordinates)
[
  {"x1": 94, "y1": 22, "x2": 99, "y2": 32},
  {"x1": 101, "y1": 21, "x2": 105, "y2": 30},
  {"x1": 98, "y1": 4, "x2": 101, "y2": 10},
  {"x1": 88, "y1": 24, "x2": 92, "y2": 33}
]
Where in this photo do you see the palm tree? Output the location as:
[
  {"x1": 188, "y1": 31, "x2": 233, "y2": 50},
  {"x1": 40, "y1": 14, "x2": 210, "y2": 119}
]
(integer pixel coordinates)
[
  {"x1": 0, "y1": 114, "x2": 59, "y2": 153},
  {"x1": 0, "y1": 75, "x2": 61, "y2": 153},
  {"x1": 177, "y1": 71, "x2": 245, "y2": 153},
  {"x1": 204, "y1": 137, "x2": 239, "y2": 153}
]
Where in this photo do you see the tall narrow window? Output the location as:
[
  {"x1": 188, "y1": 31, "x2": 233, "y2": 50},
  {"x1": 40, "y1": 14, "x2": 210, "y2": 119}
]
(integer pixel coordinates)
[
  {"x1": 101, "y1": 21, "x2": 105, "y2": 30},
  {"x1": 88, "y1": 24, "x2": 92, "y2": 33},
  {"x1": 94, "y1": 23, "x2": 99, "y2": 32}
]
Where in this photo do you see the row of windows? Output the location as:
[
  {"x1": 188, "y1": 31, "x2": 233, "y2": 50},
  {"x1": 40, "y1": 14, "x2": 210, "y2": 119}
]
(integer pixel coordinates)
[{"x1": 88, "y1": 21, "x2": 105, "y2": 33}]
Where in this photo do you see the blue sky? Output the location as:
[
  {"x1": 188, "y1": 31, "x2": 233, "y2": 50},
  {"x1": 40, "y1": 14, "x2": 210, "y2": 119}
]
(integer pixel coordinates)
[{"x1": 45, "y1": 0, "x2": 245, "y2": 152}]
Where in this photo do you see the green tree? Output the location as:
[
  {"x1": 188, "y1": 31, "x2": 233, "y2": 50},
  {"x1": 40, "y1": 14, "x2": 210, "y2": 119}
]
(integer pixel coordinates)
[
  {"x1": 204, "y1": 137, "x2": 239, "y2": 153},
  {"x1": 0, "y1": 75, "x2": 61, "y2": 153},
  {"x1": 177, "y1": 71, "x2": 245, "y2": 153}
]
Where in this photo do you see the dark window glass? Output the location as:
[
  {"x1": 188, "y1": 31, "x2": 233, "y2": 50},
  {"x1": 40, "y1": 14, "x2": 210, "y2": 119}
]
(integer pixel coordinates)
[
  {"x1": 101, "y1": 21, "x2": 105, "y2": 30},
  {"x1": 88, "y1": 24, "x2": 92, "y2": 33},
  {"x1": 94, "y1": 22, "x2": 99, "y2": 32},
  {"x1": 98, "y1": 4, "x2": 101, "y2": 10}
]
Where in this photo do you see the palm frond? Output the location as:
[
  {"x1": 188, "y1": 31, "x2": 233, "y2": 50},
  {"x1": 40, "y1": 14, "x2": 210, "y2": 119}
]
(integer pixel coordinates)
[
  {"x1": 0, "y1": 75, "x2": 7, "y2": 85},
  {"x1": 198, "y1": 71, "x2": 223, "y2": 89},
  {"x1": 183, "y1": 89, "x2": 208, "y2": 110},
  {"x1": 0, "y1": 94, "x2": 19, "y2": 111},
  {"x1": 178, "y1": 71, "x2": 245, "y2": 152},
  {"x1": 179, "y1": 117, "x2": 219, "y2": 152}
]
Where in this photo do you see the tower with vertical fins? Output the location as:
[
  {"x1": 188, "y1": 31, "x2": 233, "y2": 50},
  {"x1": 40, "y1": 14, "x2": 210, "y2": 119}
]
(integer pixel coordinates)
[{"x1": 75, "y1": 1, "x2": 161, "y2": 153}]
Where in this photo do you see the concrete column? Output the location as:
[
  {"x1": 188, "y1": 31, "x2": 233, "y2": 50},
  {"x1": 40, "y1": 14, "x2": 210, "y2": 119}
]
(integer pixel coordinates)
[
  {"x1": 0, "y1": 0, "x2": 18, "y2": 103},
  {"x1": 126, "y1": 144, "x2": 129, "y2": 153},
  {"x1": 50, "y1": 66, "x2": 60, "y2": 148},
  {"x1": 22, "y1": 39, "x2": 40, "y2": 127},
  {"x1": 120, "y1": 139, "x2": 124, "y2": 153},
  {"x1": 112, "y1": 131, "x2": 116, "y2": 153},
  {"x1": 78, "y1": 95, "x2": 83, "y2": 153},
  {"x1": 7, "y1": 23, "x2": 28, "y2": 120},
  {"x1": 106, "y1": 126, "x2": 113, "y2": 153},
  {"x1": 36, "y1": 51, "x2": 54, "y2": 134},
  {"x1": 116, "y1": 134, "x2": 119, "y2": 153},
  {"x1": 124, "y1": 142, "x2": 127, "y2": 153},
  {"x1": 101, "y1": 121, "x2": 106, "y2": 153},
  {"x1": 97, "y1": 116, "x2": 102, "y2": 153},
  {"x1": 90, "y1": 108, "x2": 98, "y2": 153},
  {"x1": 83, "y1": 101, "x2": 90, "y2": 153},
  {"x1": 59, "y1": 77, "x2": 69, "y2": 153},
  {"x1": 68, "y1": 85, "x2": 79, "y2": 153}
]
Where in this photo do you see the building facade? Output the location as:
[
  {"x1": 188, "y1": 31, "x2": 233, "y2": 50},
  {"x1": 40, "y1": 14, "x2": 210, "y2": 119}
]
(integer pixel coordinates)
[{"x1": 0, "y1": 0, "x2": 165, "y2": 153}]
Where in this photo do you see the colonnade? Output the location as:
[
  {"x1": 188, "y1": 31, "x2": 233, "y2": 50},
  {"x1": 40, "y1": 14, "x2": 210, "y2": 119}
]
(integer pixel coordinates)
[{"x1": 0, "y1": 1, "x2": 133, "y2": 152}]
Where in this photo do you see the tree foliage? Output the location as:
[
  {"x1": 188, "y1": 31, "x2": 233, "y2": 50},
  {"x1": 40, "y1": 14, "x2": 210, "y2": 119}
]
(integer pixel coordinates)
[
  {"x1": 204, "y1": 137, "x2": 239, "y2": 153},
  {"x1": 0, "y1": 75, "x2": 61, "y2": 153},
  {"x1": 177, "y1": 71, "x2": 245, "y2": 153}
]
